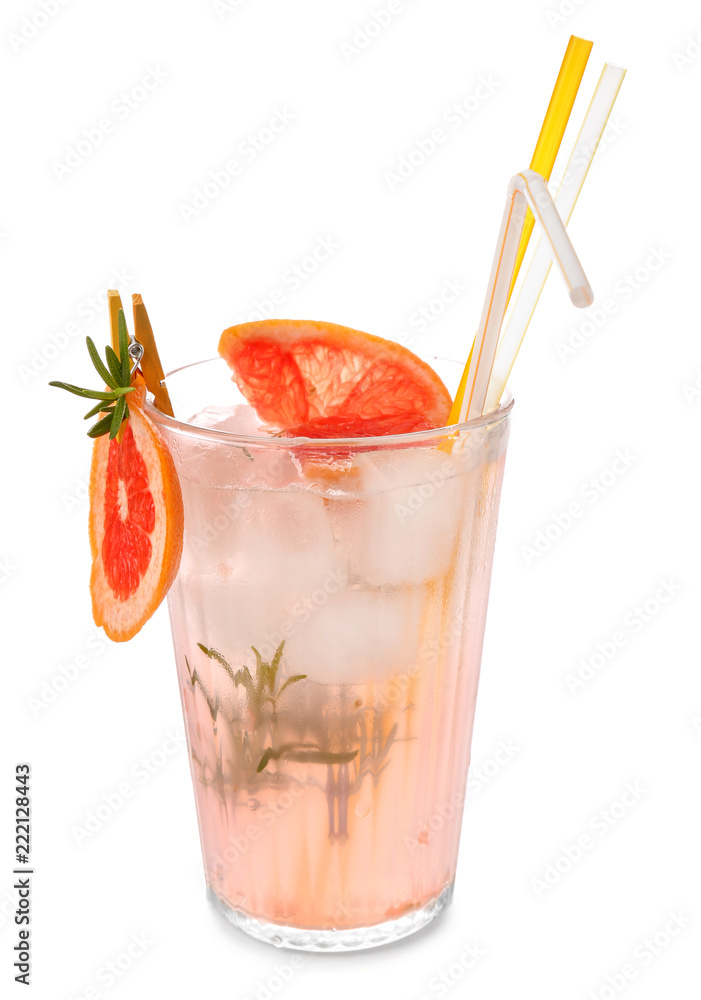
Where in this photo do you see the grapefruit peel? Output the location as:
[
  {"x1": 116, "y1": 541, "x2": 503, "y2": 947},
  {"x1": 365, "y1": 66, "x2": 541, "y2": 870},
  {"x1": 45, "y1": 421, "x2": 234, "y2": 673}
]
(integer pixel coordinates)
[
  {"x1": 218, "y1": 319, "x2": 452, "y2": 437},
  {"x1": 50, "y1": 312, "x2": 183, "y2": 642}
]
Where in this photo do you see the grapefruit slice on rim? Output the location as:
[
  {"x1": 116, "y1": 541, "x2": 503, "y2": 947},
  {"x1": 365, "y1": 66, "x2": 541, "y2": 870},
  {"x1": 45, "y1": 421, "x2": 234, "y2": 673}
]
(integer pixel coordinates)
[
  {"x1": 89, "y1": 375, "x2": 184, "y2": 642},
  {"x1": 218, "y1": 319, "x2": 452, "y2": 436},
  {"x1": 283, "y1": 411, "x2": 438, "y2": 438}
]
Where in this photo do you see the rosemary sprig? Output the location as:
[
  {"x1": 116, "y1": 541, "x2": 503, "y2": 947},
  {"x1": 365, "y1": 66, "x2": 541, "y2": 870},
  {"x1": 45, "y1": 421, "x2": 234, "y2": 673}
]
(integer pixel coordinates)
[
  {"x1": 48, "y1": 308, "x2": 136, "y2": 439},
  {"x1": 257, "y1": 744, "x2": 358, "y2": 774},
  {"x1": 196, "y1": 640, "x2": 307, "y2": 721}
]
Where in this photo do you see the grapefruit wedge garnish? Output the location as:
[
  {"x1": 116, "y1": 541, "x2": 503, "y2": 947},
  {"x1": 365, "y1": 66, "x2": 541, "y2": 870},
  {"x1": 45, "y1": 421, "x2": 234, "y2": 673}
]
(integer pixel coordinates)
[
  {"x1": 89, "y1": 374, "x2": 184, "y2": 642},
  {"x1": 49, "y1": 304, "x2": 183, "y2": 642},
  {"x1": 218, "y1": 319, "x2": 452, "y2": 437}
]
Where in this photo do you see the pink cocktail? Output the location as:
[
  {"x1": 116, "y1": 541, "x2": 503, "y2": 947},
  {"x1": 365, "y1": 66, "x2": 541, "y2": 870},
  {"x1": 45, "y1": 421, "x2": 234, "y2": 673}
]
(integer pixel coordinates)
[{"x1": 149, "y1": 357, "x2": 512, "y2": 950}]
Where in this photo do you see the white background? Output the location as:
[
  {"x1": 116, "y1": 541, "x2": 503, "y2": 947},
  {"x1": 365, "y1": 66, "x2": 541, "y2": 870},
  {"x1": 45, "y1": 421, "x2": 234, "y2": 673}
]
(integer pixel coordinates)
[{"x1": 3, "y1": 1, "x2": 700, "y2": 997}]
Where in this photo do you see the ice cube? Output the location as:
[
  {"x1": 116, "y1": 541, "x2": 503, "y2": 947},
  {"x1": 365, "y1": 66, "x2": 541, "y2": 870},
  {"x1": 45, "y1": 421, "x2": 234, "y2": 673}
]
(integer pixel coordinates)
[
  {"x1": 338, "y1": 448, "x2": 472, "y2": 587},
  {"x1": 175, "y1": 568, "x2": 295, "y2": 676},
  {"x1": 188, "y1": 403, "x2": 264, "y2": 435},
  {"x1": 171, "y1": 412, "x2": 303, "y2": 565},
  {"x1": 177, "y1": 404, "x2": 299, "y2": 491},
  {"x1": 178, "y1": 490, "x2": 346, "y2": 664},
  {"x1": 282, "y1": 583, "x2": 426, "y2": 685}
]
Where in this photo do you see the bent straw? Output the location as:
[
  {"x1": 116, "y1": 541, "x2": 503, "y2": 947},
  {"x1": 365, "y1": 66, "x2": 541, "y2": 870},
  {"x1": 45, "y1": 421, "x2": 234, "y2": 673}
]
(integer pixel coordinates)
[
  {"x1": 458, "y1": 169, "x2": 592, "y2": 423},
  {"x1": 508, "y1": 34, "x2": 593, "y2": 302},
  {"x1": 484, "y1": 63, "x2": 626, "y2": 411},
  {"x1": 448, "y1": 35, "x2": 591, "y2": 426}
]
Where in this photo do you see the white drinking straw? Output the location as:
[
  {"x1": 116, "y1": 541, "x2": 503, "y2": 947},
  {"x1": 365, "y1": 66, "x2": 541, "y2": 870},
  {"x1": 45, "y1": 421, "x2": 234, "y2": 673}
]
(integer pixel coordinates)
[
  {"x1": 458, "y1": 169, "x2": 593, "y2": 422},
  {"x1": 484, "y1": 64, "x2": 626, "y2": 411}
]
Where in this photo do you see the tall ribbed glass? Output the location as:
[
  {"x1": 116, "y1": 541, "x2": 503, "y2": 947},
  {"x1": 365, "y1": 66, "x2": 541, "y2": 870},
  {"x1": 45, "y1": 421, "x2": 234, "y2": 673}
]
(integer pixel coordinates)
[{"x1": 147, "y1": 360, "x2": 512, "y2": 951}]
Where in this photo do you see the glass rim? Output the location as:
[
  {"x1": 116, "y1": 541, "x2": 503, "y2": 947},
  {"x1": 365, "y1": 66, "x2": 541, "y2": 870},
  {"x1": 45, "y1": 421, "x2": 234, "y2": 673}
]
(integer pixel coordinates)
[{"x1": 144, "y1": 356, "x2": 515, "y2": 449}]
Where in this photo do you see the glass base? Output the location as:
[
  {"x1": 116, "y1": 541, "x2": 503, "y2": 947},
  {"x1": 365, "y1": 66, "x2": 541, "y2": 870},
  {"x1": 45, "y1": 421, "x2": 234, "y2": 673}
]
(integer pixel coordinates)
[{"x1": 206, "y1": 883, "x2": 455, "y2": 952}]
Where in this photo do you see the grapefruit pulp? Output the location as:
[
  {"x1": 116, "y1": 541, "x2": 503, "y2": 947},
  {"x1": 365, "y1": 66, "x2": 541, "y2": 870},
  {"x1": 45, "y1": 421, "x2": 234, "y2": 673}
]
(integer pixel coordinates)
[
  {"x1": 218, "y1": 319, "x2": 452, "y2": 436},
  {"x1": 89, "y1": 375, "x2": 184, "y2": 641}
]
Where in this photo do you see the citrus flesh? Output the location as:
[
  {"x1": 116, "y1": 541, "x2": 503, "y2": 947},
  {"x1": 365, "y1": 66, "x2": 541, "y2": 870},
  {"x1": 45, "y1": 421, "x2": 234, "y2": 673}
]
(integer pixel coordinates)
[
  {"x1": 89, "y1": 375, "x2": 184, "y2": 641},
  {"x1": 218, "y1": 319, "x2": 452, "y2": 435},
  {"x1": 283, "y1": 412, "x2": 437, "y2": 438}
]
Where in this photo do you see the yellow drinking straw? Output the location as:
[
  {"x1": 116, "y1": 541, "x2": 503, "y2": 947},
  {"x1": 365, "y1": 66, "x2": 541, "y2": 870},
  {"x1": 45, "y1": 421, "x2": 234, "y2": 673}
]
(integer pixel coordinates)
[
  {"x1": 448, "y1": 34, "x2": 592, "y2": 426},
  {"x1": 509, "y1": 34, "x2": 592, "y2": 302}
]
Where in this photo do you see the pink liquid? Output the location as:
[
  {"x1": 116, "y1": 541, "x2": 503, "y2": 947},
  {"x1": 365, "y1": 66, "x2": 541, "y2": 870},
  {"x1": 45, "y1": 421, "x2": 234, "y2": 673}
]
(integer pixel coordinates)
[{"x1": 166, "y1": 452, "x2": 507, "y2": 932}]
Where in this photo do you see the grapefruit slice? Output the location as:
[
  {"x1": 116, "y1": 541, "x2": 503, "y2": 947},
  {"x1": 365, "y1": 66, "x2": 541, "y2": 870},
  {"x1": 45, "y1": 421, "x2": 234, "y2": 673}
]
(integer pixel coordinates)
[
  {"x1": 88, "y1": 375, "x2": 184, "y2": 641},
  {"x1": 283, "y1": 411, "x2": 437, "y2": 438},
  {"x1": 218, "y1": 319, "x2": 452, "y2": 435}
]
